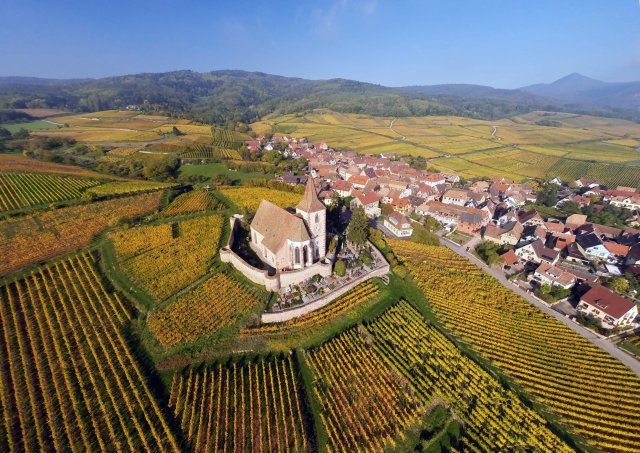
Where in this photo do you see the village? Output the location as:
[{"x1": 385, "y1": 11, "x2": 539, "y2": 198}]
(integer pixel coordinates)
[{"x1": 243, "y1": 134, "x2": 640, "y2": 334}]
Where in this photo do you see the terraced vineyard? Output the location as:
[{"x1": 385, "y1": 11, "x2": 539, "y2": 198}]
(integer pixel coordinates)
[
  {"x1": 0, "y1": 253, "x2": 179, "y2": 452},
  {"x1": 0, "y1": 191, "x2": 163, "y2": 277},
  {"x1": 86, "y1": 180, "x2": 175, "y2": 197},
  {"x1": 161, "y1": 190, "x2": 220, "y2": 217},
  {"x1": 0, "y1": 172, "x2": 103, "y2": 212},
  {"x1": 242, "y1": 281, "x2": 380, "y2": 337},
  {"x1": 149, "y1": 273, "x2": 261, "y2": 348},
  {"x1": 308, "y1": 300, "x2": 572, "y2": 452},
  {"x1": 109, "y1": 214, "x2": 223, "y2": 302},
  {"x1": 219, "y1": 187, "x2": 303, "y2": 211},
  {"x1": 169, "y1": 356, "x2": 313, "y2": 452},
  {"x1": 391, "y1": 240, "x2": 640, "y2": 452},
  {"x1": 180, "y1": 144, "x2": 242, "y2": 160}
]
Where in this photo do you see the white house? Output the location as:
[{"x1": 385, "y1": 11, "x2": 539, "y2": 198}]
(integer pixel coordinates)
[
  {"x1": 384, "y1": 212, "x2": 413, "y2": 238},
  {"x1": 608, "y1": 195, "x2": 640, "y2": 211},
  {"x1": 441, "y1": 189, "x2": 469, "y2": 206},
  {"x1": 577, "y1": 233, "x2": 610, "y2": 260},
  {"x1": 532, "y1": 262, "x2": 576, "y2": 289},
  {"x1": 515, "y1": 239, "x2": 560, "y2": 265},
  {"x1": 577, "y1": 284, "x2": 638, "y2": 328},
  {"x1": 350, "y1": 190, "x2": 381, "y2": 218}
]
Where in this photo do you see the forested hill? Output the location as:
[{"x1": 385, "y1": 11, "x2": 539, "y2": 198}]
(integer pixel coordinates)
[{"x1": 0, "y1": 70, "x2": 636, "y2": 124}]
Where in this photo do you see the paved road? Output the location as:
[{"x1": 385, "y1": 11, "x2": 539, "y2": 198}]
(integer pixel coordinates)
[{"x1": 438, "y1": 235, "x2": 640, "y2": 377}]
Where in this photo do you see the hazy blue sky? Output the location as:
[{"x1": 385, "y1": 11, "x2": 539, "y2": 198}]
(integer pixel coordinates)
[{"x1": 1, "y1": 0, "x2": 639, "y2": 87}]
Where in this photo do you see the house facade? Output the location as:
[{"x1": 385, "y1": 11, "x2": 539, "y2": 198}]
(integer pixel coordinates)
[
  {"x1": 350, "y1": 190, "x2": 381, "y2": 218},
  {"x1": 384, "y1": 212, "x2": 413, "y2": 237},
  {"x1": 577, "y1": 285, "x2": 638, "y2": 327},
  {"x1": 533, "y1": 262, "x2": 576, "y2": 289}
]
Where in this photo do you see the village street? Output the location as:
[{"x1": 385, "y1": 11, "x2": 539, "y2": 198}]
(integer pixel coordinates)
[{"x1": 438, "y1": 234, "x2": 640, "y2": 377}]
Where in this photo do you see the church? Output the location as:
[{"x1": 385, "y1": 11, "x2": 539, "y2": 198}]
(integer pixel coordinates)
[{"x1": 250, "y1": 178, "x2": 327, "y2": 272}]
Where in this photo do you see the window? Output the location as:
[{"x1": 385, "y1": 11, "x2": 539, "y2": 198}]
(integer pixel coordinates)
[
  {"x1": 295, "y1": 247, "x2": 300, "y2": 264},
  {"x1": 315, "y1": 214, "x2": 319, "y2": 222}
]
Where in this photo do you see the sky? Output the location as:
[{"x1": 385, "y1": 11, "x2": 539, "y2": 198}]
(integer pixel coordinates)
[{"x1": 1, "y1": 0, "x2": 639, "y2": 88}]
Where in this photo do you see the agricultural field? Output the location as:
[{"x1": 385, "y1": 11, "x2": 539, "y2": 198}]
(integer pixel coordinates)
[
  {"x1": 0, "y1": 252, "x2": 179, "y2": 452},
  {"x1": 108, "y1": 214, "x2": 223, "y2": 302},
  {"x1": 161, "y1": 190, "x2": 221, "y2": 217},
  {"x1": 0, "y1": 191, "x2": 162, "y2": 277},
  {"x1": 391, "y1": 240, "x2": 640, "y2": 452},
  {"x1": 86, "y1": 180, "x2": 175, "y2": 197},
  {"x1": 219, "y1": 186, "x2": 302, "y2": 211},
  {"x1": 29, "y1": 111, "x2": 248, "y2": 163},
  {"x1": 169, "y1": 356, "x2": 313, "y2": 452},
  {"x1": 179, "y1": 162, "x2": 274, "y2": 184},
  {"x1": 148, "y1": 273, "x2": 262, "y2": 348},
  {"x1": 180, "y1": 144, "x2": 242, "y2": 160},
  {"x1": 0, "y1": 172, "x2": 103, "y2": 213},
  {"x1": 0, "y1": 120, "x2": 61, "y2": 133},
  {"x1": 308, "y1": 300, "x2": 571, "y2": 452},
  {"x1": 0, "y1": 153, "x2": 119, "y2": 179},
  {"x1": 256, "y1": 110, "x2": 640, "y2": 186},
  {"x1": 241, "y1": 281, "x2": 380, "y2": 337}
]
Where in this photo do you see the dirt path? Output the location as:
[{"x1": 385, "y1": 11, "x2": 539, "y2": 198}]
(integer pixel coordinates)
[{"x1": 389, "y1": 118, "x2": 406, "y2": 140}]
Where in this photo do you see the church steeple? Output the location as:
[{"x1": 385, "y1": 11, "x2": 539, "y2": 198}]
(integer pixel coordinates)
[{"x1": 296, "y1": 177, "x2": 325, "y2": 213}]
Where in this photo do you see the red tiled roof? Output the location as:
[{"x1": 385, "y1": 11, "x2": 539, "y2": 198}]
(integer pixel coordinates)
[
  {"x1": 581, "y1": 285, "x2": 637, "y2": 319},
  {"x1": 424, "y1": 173, "x2": 445, "y2": 182},
  {"x1": 331, "y1": 180, "x2": 353, "y2": 191},
  {"x1": 500, "y1": 250, "x2": 518, "y2": 266},
  {"x1": 353, "y1": 190, "x2": 380, "y2": 206},
  {"x1": 348, "y1": 175, "x2": 369, "y2": 185},
  {"x1": 603, "y1": 242, "x2": 630, "y2": 256}
]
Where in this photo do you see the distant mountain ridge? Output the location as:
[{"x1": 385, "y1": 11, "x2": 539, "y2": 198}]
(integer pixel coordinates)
[
  {"x1": 520, "y1": 73, "x2": 640, "y2": 112},
  {"x1": 0, "y1": 70, "x2": 638, "y2": 123}
]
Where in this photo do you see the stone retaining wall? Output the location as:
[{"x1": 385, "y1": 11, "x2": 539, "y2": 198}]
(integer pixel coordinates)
[
  {"x1": 220, "y1": 215, "x2": 335, "y2": 292},
  {"x1": 261, "y1": 261, "x2": 390, "y2": 323}
]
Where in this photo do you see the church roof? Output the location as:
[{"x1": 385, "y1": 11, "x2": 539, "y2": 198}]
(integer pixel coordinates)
[
  {"x1": 251, "y1": 200, "x2": 311, "y2": 254},
  {"x1": 296, "y1": 177, "x2": 325, "y2": 213}
]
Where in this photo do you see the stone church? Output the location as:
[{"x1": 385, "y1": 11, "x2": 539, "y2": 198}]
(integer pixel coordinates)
[{"x1": 250, "y1": 178, "x2": 326, "y2": 272}]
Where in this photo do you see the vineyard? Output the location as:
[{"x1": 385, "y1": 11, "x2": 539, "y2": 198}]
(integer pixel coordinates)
[
  {"x1": 109, "y1": 214, "x2": 223, "y2": 302},
  {"x1": 0, "y1": 191, "x2": 163, "y2": 277},
  {"x1": 149, "y1": 273, "x2": 261, "y2": 348},
  {"x1": 0, "y1": 253, "x2": 179, "y2": 452},
  {"x1": 161, "y1": 190, "x2": 221, "y2": 217},
  {"x1": 211, "y1": 126, "x2": 246, "y2": 149},
  {"x1": 391, "y1": 240, "x2": 640, "y2": 452},
  {"x1": 169, "y1": 356, "x2": 313, "y2": 452},
  {"x1": 219, "y1": 187, "x2": 303, "y2": 211},
  {"x1": 0, "y1": 172, "x2": 103, "y2": 212},
  {"x1": 308, "y1": 300, "x2": 571, "y2": 452},
  {"x1": 180, "y1": 144, "x2": 242, "y2": 160},
  {"x1": 0, "y1": 153, "x2": 117, "y2": 179},
  {"x1": 241, "y1": 281, "x2": 380, "y2": 337},
  {"x1": 87, "y1": 180, "x2": 176, "y2": 197}
]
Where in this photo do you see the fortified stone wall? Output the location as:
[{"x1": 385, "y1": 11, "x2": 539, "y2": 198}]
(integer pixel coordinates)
[{"x1": 221, "y1": 216, "x2": 336, "y2": 292}]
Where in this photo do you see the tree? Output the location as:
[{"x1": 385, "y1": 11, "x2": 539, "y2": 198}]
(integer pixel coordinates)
[
  {"x1": 347, "y1": 206, "x2": 369, "y2": 248},
  {"x1": 381, "y1": 203, "x2": 394, "y2": 216},
  {"x1": 558, "y1": 201, "x2": 581, "y2": 216},
  {"x1": 537, "y1": 184, "x2": 558, "y2": 207},
  {"x1": 12, "y1": 128, "x2": 30, "y2": 139},
  {"x1": 334, "y1": 259, "x2": 346, "y2": 277},
  {"x1": 0, "y1": 127, "x2": 11, "y2": 139},
  {"x1": 607, "y1": 277, "x2": 630, "y2": 294},
  {"x1": 171, "y1": 126, "x2": 184, "y2": 136},
  {"x1": 475, "y1": 241, "x2": 501, "y2": 265},
  {"x1": 411, "y1": 224, "x2": 440, "y2": 246}
]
